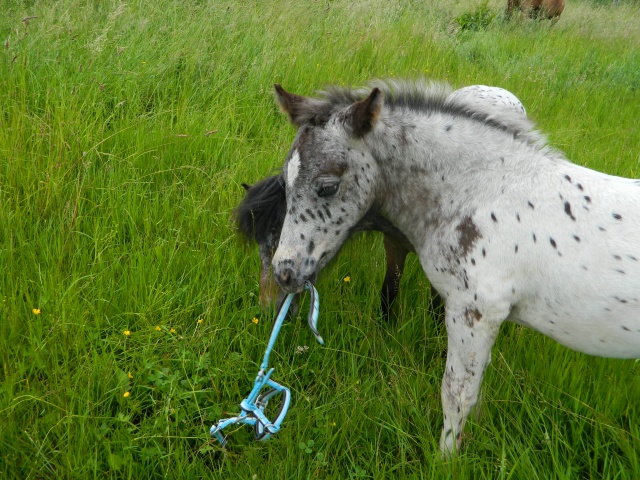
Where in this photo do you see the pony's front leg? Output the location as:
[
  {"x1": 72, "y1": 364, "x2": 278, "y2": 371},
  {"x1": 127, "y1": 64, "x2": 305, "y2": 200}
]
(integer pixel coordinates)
[{"x1": 439, "y1": 306, "x2": 500, "y2": 455}]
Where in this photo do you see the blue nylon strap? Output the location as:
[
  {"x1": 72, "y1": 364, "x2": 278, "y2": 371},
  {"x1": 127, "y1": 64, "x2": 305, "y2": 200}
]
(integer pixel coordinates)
[
  {"x1": 210, "y1": 282, "x2": 322, "y2": 446},
  {"x1": 306, "y1": 282, "x2": 324, "y2": 345},
  {"x1": 260, "y1": 292, "x2": 294, "y2": 371}
]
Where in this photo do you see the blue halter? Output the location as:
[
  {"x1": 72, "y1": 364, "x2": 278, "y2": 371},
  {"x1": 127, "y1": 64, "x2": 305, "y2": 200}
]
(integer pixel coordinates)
[{"x1": 210, "y1": 282, "x2": 323, "y2": 445}]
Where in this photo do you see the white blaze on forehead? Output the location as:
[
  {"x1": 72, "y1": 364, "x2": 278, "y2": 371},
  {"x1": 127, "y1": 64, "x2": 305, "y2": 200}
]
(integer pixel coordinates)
[{"x1": 287, "y1": 149, "x2": 301, "y2": 188}]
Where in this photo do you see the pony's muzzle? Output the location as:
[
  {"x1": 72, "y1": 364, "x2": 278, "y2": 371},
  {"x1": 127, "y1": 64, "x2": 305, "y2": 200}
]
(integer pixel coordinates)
[{"x1": 273, "y1": 260, "x2": 316, "y2": 293}]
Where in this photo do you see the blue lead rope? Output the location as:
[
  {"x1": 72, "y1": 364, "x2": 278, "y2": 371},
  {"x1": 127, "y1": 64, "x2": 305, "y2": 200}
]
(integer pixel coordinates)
[{"x1": 210, "y1": 282, "x2": 323, "y2": 446}]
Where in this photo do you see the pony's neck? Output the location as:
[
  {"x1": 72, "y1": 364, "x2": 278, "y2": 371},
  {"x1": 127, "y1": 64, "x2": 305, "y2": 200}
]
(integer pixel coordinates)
[
  {"x1": 364, "y1": 111, "x2": 549, "y2": 250},
  {"x1": 364, "y1": 121, "x2": 445, "y2": 249}
]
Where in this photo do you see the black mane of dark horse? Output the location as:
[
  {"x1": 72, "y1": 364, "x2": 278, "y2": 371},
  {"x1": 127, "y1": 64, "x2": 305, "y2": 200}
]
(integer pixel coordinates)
[
  {"x1": 235, "y1": 174, "x2": 441, "y2": 318},
  {"x1": 237, "y1": 175, "x2": 287, "y2": 246}
]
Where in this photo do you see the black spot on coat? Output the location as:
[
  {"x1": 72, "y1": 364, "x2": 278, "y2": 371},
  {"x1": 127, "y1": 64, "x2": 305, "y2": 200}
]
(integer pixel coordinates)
[{"x1": 564, "y1": 202, "x2": 576, "y2": 221}]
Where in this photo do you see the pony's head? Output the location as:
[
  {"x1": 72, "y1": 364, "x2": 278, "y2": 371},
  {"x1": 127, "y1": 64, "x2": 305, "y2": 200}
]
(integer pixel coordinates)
[{"x1": 271, "y1": 84, "x2": 384, "y2": 292}]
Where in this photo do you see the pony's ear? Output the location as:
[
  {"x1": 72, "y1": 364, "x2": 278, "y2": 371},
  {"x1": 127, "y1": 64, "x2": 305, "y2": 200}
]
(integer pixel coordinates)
[
  {"x1": 274, "y1": 84, "x2": 313, "y2": 127},
  {"x1": 345, "y1": 88, "x2": 382, "y2": 137}
]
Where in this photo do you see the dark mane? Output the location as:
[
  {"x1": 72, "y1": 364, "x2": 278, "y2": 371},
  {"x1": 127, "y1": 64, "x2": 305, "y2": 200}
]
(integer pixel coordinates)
[
  {"x1": 235, "y1": 174, "x2": 286, "y2": 245},
  {"x1": 316, "y1": 79, "x2": 545, "y2": 146},
  {"x1": 322, "y1": 79, "x2": 451, "y2": 115}
]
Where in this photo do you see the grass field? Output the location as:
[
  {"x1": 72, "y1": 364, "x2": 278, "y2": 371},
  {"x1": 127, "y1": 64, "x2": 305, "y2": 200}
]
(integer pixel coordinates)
[{"x1": 2, "y1": 0, "x2": 640, "y2": 478}]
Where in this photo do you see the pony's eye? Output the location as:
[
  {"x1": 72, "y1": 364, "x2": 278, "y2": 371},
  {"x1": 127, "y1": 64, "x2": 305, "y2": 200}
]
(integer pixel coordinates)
[
  {"x1": 317, "y1": 180, "x2": 340, "y2": 197},
  {"x1": 317, "y1": 181, "x2": 339, "y2": 197},
  {"x1": 316, "y1": 177, "x2": 340, "y2": 197},
  {"x1": 315, "y1": 174, "x2": 341, "y2": 198}
]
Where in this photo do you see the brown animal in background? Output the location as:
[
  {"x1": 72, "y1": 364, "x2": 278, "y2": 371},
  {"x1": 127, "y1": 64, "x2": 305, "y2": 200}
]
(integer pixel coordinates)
[{"x1": 507, "y1": 0, "x2": 565, "y2": 21}]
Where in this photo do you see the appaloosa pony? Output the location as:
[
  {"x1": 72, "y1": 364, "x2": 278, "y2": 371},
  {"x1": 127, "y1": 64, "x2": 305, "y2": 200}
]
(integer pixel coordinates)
[
  {"x1": 237, "y1": 85, "x2": 526, "y2": 319},
  {"x1": 269, "y1": 79, "x2": 640, "y2": 454}
]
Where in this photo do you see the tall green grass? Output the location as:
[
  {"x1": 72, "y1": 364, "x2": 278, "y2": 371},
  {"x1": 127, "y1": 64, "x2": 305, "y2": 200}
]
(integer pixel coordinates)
[{"x1": 1, "y1": 0, "x2": 640, "y2": 477}]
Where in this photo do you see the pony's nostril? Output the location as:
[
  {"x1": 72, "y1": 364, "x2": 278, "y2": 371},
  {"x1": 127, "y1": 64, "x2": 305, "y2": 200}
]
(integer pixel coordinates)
[{"x1": 276, "y1": 266, "x2": 295, "y2": 289}]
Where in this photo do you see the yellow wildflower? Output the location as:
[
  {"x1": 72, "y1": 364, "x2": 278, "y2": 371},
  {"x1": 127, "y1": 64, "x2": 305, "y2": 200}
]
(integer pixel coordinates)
[
  {"x1": 170, "y1": 328, "x2": 176, "y2": 333},
  {"x1": 252, "y1": 317, "x2": 259, "y2": 325},
  {"x1": 123, "y1": 391, "x2": 130, "y2": 398},
  {"x1": 33, "y1": 308, "x2": 41, "y2": 315},
  {"x1": 123, "y1": 330, "x2": 131, "y2": 336},
  {"x1": 155, "y1": 325, "x2": 161, "y2": 331},
  {"x1": 127, "y1": 372, "x2": 133, "y2": 379},
  {"x1": 343, "y1": 276, "x2": 351, "y2": 283},
  {"x1": 197, "y1": 318, "x2": 203, "y2": 324}
]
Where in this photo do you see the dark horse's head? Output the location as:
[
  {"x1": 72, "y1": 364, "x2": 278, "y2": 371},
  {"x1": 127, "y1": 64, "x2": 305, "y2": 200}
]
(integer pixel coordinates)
[
  {"x1": 236, "y1": 175, "x2": 286, "y2": 248},
  {"x1": 271, "y1": 84, "x2": 385, "y2": 293},
  {"x1": 235, "y1": 175, "x2": 287, "y2": 307}
]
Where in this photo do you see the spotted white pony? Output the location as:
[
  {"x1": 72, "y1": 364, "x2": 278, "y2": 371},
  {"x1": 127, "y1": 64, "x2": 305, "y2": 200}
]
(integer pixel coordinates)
[
  {"x1": 269, "y1": 79, "x2": 640, "y2": 454},
  {"x1": 237, "y1": 85, "x2": 526, "y2": 318}
]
